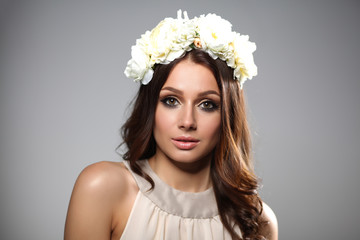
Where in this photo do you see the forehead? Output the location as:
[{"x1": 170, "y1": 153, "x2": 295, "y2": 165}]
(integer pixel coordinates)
[{"x1": 163, "y1": 60, "x2": 219, "y2": 93}]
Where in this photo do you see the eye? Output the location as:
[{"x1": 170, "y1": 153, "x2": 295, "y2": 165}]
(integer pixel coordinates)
[
  {"x1": 199, "y1": 100, "x2": 219, "y2": 112},
  {"x1": 160, "y1": 97, "x2": 180, "y2": 108}
]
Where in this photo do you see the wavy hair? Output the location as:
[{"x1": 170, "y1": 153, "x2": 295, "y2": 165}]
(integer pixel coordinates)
[{"x1": 121, "y1": 49, "x2": 265, "y2": 239}]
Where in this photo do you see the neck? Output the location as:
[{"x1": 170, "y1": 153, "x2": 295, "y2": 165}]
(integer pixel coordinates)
[{"x1": 148, "y1": 153, "x2": 212, "y2": 193}]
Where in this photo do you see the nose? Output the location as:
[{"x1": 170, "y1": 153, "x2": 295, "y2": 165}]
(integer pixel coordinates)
[{"x1": 179, "y1": 104, "x2": 197, "y2": 130}]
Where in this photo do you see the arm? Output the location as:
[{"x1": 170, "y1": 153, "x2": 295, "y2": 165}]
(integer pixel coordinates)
[
  {"x1": 64, "y1": 162, "x2": 132, "y2": 239},
  {"x1": 259, "y1": 202, "x2": 278, "y2": 240}
]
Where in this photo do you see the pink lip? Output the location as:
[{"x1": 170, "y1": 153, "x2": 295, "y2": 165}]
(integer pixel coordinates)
[{"x1": 171, "y1": 136, "x2": 200, "y2": 150}]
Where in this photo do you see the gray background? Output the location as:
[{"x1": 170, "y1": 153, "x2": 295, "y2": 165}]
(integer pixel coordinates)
[{"x1": 1, "y1": 0, "x2": 359, "y2": 239}]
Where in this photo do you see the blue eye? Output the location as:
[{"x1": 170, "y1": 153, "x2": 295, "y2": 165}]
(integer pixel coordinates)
[{"x1": 160, "y1": 97, "x2": 179, "y2": 107}]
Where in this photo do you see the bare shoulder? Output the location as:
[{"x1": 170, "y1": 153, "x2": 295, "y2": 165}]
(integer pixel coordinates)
[
  {"x1": 259, "y1": 201, "x2": 278, "y2": 240},
  {"x1": 75, "y1": 161, "x2": 137, "y2": 194},
  {"x1": 64, "y1": 161, "x2": 138, "y2": 239}
]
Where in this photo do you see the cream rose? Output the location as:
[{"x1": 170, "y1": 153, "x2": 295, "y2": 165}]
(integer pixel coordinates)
[
  {"x1": 195, "y1": 13, "x2": 233, "y2": 60},
  {"x1": 124, "y1": 45, "x2": 152, "y2": 84},
  {"x1": 232, "y1": 33, "x2": 257, "y2": 86}
]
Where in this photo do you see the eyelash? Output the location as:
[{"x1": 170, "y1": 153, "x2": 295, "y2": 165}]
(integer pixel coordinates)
[
  {"x1": 160, "y1": 97, "x2": 179, "y2": 107},
  {"x1": 160, "y1": 97, "x2": 219, "y2": 112},
  {"x1": 199, "y1": 100, "x2": 219, "y2": 112}
]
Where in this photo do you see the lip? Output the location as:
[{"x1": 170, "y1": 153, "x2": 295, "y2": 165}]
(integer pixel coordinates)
[{"x1": 171, "y1": 136, "x2": 200, "y2": 150}]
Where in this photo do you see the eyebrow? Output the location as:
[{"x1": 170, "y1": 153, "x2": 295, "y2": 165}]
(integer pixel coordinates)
[{"x1": 161, "y1": 87, "x2": 220, "y2": 97}]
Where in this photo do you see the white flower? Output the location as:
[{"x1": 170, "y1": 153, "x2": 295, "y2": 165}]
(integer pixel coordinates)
[
  {"x1": 135, "y1": 31, "x2": 151, "y2": 53},
  {"x1": 124, "y1": 45, "x2": 152, "y2": 84},
  {"x1": 146, "y1": 10, "x2": 196, "y2": 65},
  {"x1": 231, "y1": 32, "x2": 257, "y2": 87},
  {"x1": 195, "y1": 13, "x2": 233, "y2": 61},
  {"x1": 170, "y1": 17, "x2": 196, "y2": 54},
  {"x1": 124, "y1": 10, "x2": 258, "y2": 88}
]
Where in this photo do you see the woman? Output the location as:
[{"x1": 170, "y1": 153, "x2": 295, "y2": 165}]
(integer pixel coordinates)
[{"x1": 65, "y1": 11, "x2": 277, "y2": 240}]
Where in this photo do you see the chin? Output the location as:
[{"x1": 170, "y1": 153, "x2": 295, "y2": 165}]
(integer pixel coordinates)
[{"x1": 166, "y1": 150, "x2": 213, "y2": 166}]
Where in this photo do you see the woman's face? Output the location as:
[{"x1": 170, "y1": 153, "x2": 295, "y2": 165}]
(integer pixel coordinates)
[{"x1": 153, "y1": 60, "x2": 221, "y2": 165}]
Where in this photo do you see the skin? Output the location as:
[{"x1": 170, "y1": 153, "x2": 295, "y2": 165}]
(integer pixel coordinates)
[
  {"x1": 64, "y1": 59, "x2": 278, "y2": 239},
  {"x1": 64, "y1": 161, "x2": 138, "y2": 240},
  {"x1": 150, "y1": 59, "x2": 221, "y2": 192}
]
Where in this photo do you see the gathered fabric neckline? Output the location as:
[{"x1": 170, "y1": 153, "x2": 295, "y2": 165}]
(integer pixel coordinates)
[{"x1": 124, "y1": 159, "x2": 219, "y2": 219}]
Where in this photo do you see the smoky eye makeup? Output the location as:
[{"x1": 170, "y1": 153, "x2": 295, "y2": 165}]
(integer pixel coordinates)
[
  {"x1": 158, "y1": 88, "x2": 220, "y2": 112},
  {"x1": 160, "y1": 96, "x2": 180, "y2": 108},
  {"x1": 199, "y1": 100, "x2": 220, "y2": 112}
]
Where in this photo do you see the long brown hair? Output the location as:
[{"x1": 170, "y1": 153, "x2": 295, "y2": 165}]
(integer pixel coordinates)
[{"x1": 121, "y1": 49, "x2": 265, "y2": 239}]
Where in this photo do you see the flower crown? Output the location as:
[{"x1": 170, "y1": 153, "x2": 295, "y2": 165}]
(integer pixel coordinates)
[{"x1": 124, "y1": 10, "x2": 257, "y2": 88}]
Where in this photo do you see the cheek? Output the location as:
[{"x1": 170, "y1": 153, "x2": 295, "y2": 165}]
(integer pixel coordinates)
[
  {"x1": 154, "y1": 107, "x2": 175, "y2": 137},
  {"x1": 202, "y1": 114, "x2": 221, "y2": 140}
]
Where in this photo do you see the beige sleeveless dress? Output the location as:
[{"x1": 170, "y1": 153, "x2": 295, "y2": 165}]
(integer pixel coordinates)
[{"x1": 121, "y1": 160, "x2": 241, "y2": 240}]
